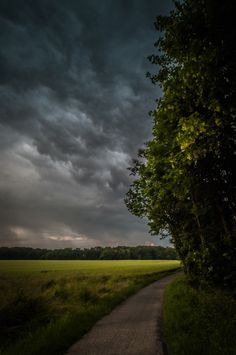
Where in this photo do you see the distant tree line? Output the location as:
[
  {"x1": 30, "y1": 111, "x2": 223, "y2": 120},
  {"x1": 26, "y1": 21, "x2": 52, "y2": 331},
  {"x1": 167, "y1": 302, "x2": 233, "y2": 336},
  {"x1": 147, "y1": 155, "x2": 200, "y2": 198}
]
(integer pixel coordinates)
[{"x1": 0, "y1": 246, "x2": 177, "y2": 260}]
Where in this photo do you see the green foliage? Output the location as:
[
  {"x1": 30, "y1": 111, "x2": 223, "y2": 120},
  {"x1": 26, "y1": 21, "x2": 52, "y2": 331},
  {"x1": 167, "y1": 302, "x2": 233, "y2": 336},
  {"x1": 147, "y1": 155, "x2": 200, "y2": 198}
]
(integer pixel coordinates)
[
  {"x1": 163, "y1": 275, "x2": 236, "y2": 355},
  {"x1": 126, "y1": 0, "x2": 236, "y2": 288},
  {"x1": 0, "y1": 260, "x2": 180, "y2": 354}
]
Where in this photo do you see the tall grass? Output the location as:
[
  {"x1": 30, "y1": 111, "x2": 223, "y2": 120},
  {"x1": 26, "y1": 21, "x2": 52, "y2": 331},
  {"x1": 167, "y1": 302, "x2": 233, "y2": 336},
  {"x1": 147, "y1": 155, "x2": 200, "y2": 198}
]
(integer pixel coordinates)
[
  {"x1": 0, "y1": 260, "x2": 180, "y2": 355},
  {"x1": 163, "y1": 275, "x2": 236, "y2": 355}
]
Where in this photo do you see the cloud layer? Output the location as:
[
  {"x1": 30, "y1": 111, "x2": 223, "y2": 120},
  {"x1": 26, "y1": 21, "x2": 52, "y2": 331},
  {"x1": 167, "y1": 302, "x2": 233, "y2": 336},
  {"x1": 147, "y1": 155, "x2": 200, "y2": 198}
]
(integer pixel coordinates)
[{"x1": 0, "y1": 0, "x2": 172, "y2": 248}]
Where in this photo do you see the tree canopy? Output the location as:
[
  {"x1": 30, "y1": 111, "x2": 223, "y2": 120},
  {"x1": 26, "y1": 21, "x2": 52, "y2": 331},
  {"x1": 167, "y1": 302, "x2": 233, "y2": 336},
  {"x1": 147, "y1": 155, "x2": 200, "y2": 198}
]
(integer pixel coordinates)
[{"x1": 125, "y1": 0, "x2": 236, "y2": 288}]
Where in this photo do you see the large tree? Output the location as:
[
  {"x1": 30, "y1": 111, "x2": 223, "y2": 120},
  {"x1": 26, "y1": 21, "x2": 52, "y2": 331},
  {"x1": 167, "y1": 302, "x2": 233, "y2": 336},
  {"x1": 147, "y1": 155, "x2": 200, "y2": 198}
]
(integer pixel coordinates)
[{"x1": 126, "y1": 0, "x2": 236, "y2": 287}]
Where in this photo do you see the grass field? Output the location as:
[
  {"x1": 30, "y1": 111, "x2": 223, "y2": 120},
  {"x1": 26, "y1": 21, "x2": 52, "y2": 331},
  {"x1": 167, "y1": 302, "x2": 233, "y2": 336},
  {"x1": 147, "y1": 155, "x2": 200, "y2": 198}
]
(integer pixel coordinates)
[
  {"x1": 0, "y1": 260, "x2": 180, "y2": 355},
  {"x1": 164, "y1": 275, "x2": 236, "y2": 355}
]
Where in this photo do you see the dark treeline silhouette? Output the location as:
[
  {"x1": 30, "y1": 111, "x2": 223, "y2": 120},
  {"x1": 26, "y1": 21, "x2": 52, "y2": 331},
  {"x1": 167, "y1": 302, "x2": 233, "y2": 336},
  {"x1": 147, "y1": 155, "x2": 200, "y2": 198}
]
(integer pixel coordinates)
[{"x1": 0, "y1": 246, "x2": 177, "y2": 260}]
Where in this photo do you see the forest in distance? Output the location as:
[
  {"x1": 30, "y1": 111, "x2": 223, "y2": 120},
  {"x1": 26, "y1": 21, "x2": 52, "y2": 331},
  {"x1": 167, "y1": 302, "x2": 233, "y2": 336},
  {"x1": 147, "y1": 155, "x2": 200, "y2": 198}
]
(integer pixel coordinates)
[{"x1": 0, "y1": 245, "x2": 177, "y2": 260}]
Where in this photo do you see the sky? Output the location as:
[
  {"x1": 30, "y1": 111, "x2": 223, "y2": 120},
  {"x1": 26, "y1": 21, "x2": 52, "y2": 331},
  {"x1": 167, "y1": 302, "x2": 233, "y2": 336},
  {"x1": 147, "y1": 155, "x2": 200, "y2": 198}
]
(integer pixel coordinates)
[{"x1": 0, "y1": 0, "x2": 173, "y2": 249}]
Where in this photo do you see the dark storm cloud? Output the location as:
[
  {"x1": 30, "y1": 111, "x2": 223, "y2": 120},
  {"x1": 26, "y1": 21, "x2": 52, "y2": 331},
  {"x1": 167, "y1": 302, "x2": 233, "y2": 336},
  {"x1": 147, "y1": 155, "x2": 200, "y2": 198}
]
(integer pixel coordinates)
[{"x1": 0, "y1": 0, "x2": 173, "y2": 247}]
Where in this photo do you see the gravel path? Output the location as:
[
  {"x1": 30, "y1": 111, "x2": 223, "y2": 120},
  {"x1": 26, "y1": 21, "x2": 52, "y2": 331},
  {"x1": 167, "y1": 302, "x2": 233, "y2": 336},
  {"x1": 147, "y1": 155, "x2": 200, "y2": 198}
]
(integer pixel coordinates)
[{"x1": 66, "y1": 273, "x2": 178, "y2": 355}]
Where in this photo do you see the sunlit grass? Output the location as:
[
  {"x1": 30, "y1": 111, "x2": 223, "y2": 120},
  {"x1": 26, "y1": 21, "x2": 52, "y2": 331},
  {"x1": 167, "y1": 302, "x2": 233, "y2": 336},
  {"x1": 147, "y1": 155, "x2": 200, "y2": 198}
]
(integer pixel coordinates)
[
  {"x1": 0, "y1": 260, "x2": 180, "y2": 355},
  {"x1": 0, "y1": 259, "x2": 179, "y2": 273}
]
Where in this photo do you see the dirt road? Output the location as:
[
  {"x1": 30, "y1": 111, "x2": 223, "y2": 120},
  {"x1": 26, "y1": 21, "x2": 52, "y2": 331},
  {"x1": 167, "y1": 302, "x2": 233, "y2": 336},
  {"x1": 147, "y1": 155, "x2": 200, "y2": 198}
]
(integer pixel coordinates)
[{"x1": 66, "y1": 273, "x2": 178, "y2": 355}]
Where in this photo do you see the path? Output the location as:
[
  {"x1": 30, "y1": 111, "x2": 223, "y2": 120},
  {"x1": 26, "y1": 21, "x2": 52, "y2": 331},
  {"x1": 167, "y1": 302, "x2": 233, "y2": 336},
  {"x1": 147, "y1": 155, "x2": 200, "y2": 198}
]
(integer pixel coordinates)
[{"x1": 66, "y1": 273, "x2": 178, "y2": 355}]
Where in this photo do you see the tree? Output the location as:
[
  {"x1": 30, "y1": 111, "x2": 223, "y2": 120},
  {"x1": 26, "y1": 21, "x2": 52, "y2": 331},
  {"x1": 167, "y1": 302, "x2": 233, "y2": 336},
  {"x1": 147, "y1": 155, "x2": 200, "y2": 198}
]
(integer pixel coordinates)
[{"x1": 125, "y1": 0, "x2": 236, "y2": 288}]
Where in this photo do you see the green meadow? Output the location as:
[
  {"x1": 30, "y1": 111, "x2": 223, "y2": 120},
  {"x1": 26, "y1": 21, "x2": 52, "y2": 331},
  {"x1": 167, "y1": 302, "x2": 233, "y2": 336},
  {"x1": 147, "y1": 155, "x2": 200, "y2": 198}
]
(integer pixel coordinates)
[{"x1": 0, "y1": 260, "x2": 180, "y2": 355}]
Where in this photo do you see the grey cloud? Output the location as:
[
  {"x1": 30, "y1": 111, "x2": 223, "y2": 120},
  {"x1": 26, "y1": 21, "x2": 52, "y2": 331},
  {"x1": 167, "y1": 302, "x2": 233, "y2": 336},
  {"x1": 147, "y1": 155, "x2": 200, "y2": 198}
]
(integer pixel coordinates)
[{"x1": 0, "y1": 0, "x2": 173, "y2": 247}]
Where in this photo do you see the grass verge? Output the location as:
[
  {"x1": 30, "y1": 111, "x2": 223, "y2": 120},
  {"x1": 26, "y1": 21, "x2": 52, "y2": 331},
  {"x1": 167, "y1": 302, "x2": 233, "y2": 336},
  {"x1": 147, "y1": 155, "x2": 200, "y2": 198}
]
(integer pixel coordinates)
[
  {"x1": 163, "y1": 275, "x2": 236, "y2": 355},
  {"x1": 0, "y1": 260, "x2": 180, "y2": 355}
]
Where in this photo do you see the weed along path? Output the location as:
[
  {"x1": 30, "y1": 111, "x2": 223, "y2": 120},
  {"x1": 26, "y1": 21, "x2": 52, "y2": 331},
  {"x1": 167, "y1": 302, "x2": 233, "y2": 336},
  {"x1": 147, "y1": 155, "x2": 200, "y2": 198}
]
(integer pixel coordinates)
[{"x1": 66, "y1": 273, "x2": 178, "y2": 355}]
